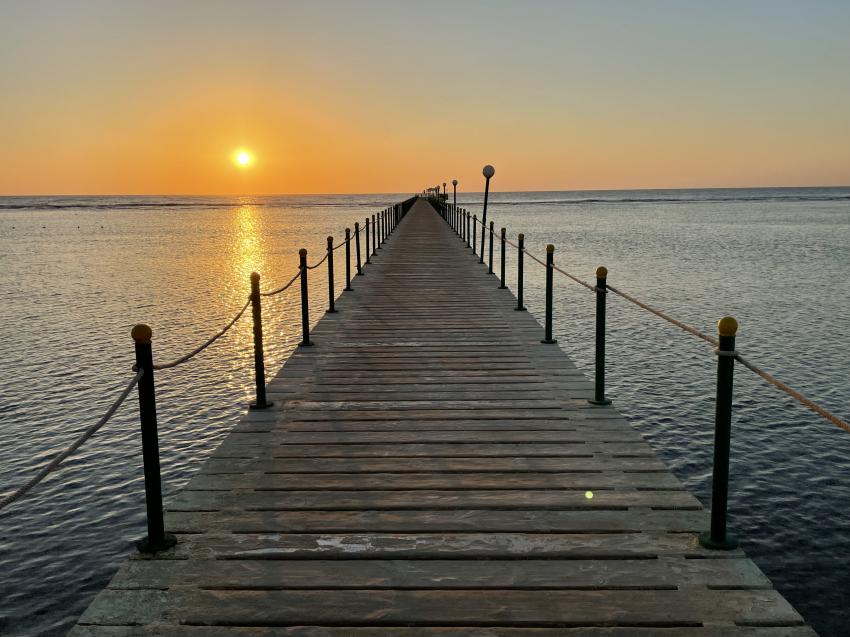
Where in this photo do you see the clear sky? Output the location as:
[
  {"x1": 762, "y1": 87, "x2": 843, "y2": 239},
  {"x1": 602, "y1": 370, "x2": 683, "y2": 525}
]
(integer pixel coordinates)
[{"x1": 1, "y1": 0, "x2": 849, "y2": 194}]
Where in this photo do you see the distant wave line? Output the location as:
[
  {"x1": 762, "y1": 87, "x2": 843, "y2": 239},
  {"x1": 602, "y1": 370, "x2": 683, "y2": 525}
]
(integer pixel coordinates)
[{"x1": 0, "y1": 201, "x2": 390, "y2": 211}]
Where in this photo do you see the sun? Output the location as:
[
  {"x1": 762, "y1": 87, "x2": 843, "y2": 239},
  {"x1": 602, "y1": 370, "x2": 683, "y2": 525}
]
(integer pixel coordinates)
[{"x1": 233, "y1": 149, "x2": 253, "y2": 168}]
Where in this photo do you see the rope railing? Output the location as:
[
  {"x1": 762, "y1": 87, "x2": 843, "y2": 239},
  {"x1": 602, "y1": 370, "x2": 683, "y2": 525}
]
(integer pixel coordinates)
[
  {"x1": 0, "y1": 197, "x2": 412, "y2": 550},
  {"x1": 260, "y1": 268, "x2": 302, "y2": 297},
  {"x1": 306, "y1": 252, "x2": 329, "y2": 270},
  {"x1": 435, "y1": 172, "x2": 848, "y2": 551},
  {"x1": 0, "y1": 369, "x2": 144, "y2": 513},
  {"x1": 606, "y1": 284, "x2": 718, "y2": 347},
  {"x1": 151, "y1": 298, "x2": 251, "y2": 370}
]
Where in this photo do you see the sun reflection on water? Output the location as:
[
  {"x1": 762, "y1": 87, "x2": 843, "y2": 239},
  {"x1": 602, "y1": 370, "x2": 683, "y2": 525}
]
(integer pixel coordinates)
[{"x1": 231, "y1": 204, "x2": 266, "y2": 283}]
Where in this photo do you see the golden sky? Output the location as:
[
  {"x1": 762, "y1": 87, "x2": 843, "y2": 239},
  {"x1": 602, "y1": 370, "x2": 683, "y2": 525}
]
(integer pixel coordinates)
[{"x1": 1, "y1": 1, "x2": 849, "y2": 194}]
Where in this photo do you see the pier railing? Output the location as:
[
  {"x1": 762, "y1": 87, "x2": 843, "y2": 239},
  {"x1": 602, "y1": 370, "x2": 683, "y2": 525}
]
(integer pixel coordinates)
[
  {"x1": 427, "y1": 172, "x2": 848, "y2": 551},
  {"x1": 0, "y1": 197, "x2": 417, "y2": 552}
]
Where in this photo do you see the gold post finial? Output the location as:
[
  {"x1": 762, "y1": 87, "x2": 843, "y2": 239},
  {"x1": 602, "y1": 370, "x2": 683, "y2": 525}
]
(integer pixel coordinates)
[
  {"x1": 518, "y1": 233, "x2": 525, "y2": 240},
  {"x1": 131, "y1": 324, "x2": 152, "y2": 344},
  {"x1": 717, "y1": 316, "x2": 738, "y2": 337},
  {"x1": 596, "y1": 266, "x2": 608, "y2": 278},
  {"x1": 546, "y1": 244, "x2": 555, "y2": 253}
]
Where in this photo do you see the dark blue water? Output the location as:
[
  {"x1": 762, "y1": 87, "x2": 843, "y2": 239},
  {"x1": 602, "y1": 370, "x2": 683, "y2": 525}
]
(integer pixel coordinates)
[{"x1": 1, "y1": 188, "x2": 848, "y2": 636}]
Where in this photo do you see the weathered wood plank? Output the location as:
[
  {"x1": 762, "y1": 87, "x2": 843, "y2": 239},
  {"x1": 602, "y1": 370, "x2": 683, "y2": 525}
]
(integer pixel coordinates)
[
  {"x1": 187, "y1": 471, "x2": 683, "y2": 491},
  {"x1": 110, "y1": 558, "x2": 771, "y2": 589},
  {"x1": 166, "y1": 489, "x2": 701, "y2": 511},
  {"x1": 78, "y1": 588, "x2": 805, "y2": 627},
  {"x1": 163, "y1": 509, "x2": 710, "y2": 533},
  {"x1": 211, "y1": 443, "x2": 654, "y2": 458},
  {"x1": 197, "y1": 456, "x2": 669, "y2": 474},
  {"x1": 70, "y1": 626, "x2": 820, "y2": 636}
]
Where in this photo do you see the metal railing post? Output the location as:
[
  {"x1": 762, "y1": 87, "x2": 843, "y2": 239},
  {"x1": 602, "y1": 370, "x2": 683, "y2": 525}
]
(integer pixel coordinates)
[
  {"x1": 354, "y1": 222, "x2": 363, "y2": 275},
  {"x1": 542, "y1": 245, "x2": 557, "y2": 344},
  {"x1": 372, "y1": 214, "x2": 378, "y2": 254},
  {"x1": 326, "y1": 236, "x2": 336, "y2": 313},
  {"x1": 480, "y1": 165, "x2": 493, "y2": 262},
  {"x1": 344, "y1": 228, "x2": 353, "y2": 290},
  {"x1": 131, "y1": 324, "x2": 177, "y2": 554},
  {"x1": 299, "y1": 249, "x2": 313, "y2": 346},
  {"x1": 249, "y1": 272, "x2": 272, "y2": 410},
  {"x1": 589, "y1": 267, "x2": 612, "y2": 405},
  {"x1": 700, "y1": 317, "x2": 739, "y2": 550},
  {"x1": 499, "y1": 228, "x2": 507, "y2": 289},
  {"x1": 488, "y1": 221, "x2": 494, "y2": 274},
  {"x1": 516, "y1": 233, "x2": 526, "y2": 311},
  {"x1": 365, "y1": 218, "x2": 371, "y2": 264},
  {"x1": 472, "y1": 215, "x2": 477, "y2": 255},
  {"x1": 466, "y1": 210, "x2": 471, "y2": 248}
]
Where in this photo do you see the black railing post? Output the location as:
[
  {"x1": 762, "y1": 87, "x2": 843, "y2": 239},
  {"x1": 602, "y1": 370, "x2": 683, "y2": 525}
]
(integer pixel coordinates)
[
  {"x1": 700, "y1": 317, "x2": 739, "y2": 551},
  {"x1": 131, "y1": 324, "x2": 177, "y2": 554},
  {"x1": 542, "y1": 245, "x2": 557, "y2": 344},
  {"x1": 466, "y1": 210, "x2": 471, "y2": 248},
  {"x1": 372, "y1": 214, "x2": 378, "y2": 254},
  {"x1": 299, "y1": 249, "x2": 313, "y2": 346},
  {"x1": 589, "y1": 267, "x2": 612, "y2": 405},
  {"x1": 499, "y1": 228, "x2": 507, "y2": 289},
  {"x1": 488, "y1": 221, "x2": 494, "y2": 274},
  {"x1": 472, "y1": 215, "x2": 477, "y2": 255},
  {"x1": 344, "y1": 228, "x2": 353, "y2": 290},
  {"x1": 249, "y1": 272, "x2": 272, "y2": 410},
  {"x1": 326, "y1": 236, "x2": 336, "y2": 313},
  {"x1": 365, "y1": 218, "x2": 371, "y2": 264},
  {"x1": 354, "y1": 222, "x2": 363, "y2": 275},
  {"x1": 516, "y1": 233, "x2": 526, "y2": 311},
  {"x1": 480, "y1": 165, "x2": 493, "y2": 263}
]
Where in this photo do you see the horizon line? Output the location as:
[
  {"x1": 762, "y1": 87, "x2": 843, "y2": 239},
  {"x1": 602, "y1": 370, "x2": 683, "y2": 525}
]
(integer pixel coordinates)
[{"x1": 2, "y1": 183, "x2": 850, "y2": 198}]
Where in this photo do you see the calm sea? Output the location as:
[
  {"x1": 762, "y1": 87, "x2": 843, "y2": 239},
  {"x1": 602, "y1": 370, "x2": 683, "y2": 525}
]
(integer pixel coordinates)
[{"x1": 1, "y1": 189, "x2": 848, "y2": 636}]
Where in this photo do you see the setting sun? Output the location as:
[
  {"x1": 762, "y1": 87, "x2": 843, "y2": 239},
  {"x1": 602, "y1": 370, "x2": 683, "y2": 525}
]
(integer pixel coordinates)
[{"x1": 233, "y1": 150, "x2": 252, "y2": 168}]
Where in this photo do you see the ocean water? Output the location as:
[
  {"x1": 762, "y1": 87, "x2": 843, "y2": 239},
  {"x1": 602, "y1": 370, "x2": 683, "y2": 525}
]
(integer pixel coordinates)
[{"x1": 1, "y1": 189, "x2": 849, "y2": 636}]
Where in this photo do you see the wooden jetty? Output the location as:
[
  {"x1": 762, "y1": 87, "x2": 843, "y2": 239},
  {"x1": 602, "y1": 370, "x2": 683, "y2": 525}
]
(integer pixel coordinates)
[{"x1": 72, "y1": 198, "x2": 816, "y2": 635}]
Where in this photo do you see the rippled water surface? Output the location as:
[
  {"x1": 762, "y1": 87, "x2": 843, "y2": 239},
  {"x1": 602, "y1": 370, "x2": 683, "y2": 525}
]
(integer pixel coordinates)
[{"x1": 1, "y1": 189, "x2": 849, "y2": 636}]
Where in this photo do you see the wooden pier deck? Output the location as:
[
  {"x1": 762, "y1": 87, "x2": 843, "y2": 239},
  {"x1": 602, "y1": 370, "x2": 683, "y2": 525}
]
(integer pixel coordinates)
[{"x1": 72, "y1": 198, "x2": 816, "y2": 636}]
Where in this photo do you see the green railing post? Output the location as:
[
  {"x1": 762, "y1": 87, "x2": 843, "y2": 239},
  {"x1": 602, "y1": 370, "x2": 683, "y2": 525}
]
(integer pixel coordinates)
[
  {"x1": 131, "y1": 324, "x2": 177, "y2": 554},
  {"x1": 700, "y1": 317, "x2": 739, "y2": 550},
  {"x1": 488, "y1": 221, "x2": 494, "y2": 274},
  {"x1": 541, "y1": 245, "x2": 557, "y2": 344},
  {"x1": 344, "y1": 228, "x2": 353, "y2": 290},
  {"x1": 299, "y1": 248, "x2": 313, "y2": 347},
  {"x1": 516, "y1": 233, "x2": 526, "y2": 311},
  {"x1": 354, "y1": 222, "x2": 363, "y2": 275},
  {"x1": 249, "y1": 273, "x2": 272, "y2": 410},
  {"x1": 589, "y1": 266, "x2": 612, "y2": 405},
  {"x1": 499, "y1": 228, "x2": 507, "y2": 289},
  {"x1": 326, "y1": 236, "x2": 336, "y2": 313}
]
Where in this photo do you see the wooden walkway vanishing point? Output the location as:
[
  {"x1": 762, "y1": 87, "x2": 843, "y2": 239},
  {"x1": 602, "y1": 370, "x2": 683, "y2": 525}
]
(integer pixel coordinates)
[{"x1": 72, "y1": 198, "x2": 816, "y2": 636}]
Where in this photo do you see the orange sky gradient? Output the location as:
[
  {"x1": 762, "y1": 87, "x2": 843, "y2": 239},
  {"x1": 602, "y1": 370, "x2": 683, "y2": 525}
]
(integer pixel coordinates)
[{"x1": 2, "y1": 1, "x2": 849, "y2": 195}]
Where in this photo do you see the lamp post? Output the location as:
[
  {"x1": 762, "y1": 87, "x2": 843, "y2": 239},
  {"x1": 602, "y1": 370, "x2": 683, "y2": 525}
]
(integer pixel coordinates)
[
  {"x1": 480, "y1": 165, "x2": 494, "y2": 264},
  {"x1": 452, "y1": 179, "x2": 457, "y2": 208}
]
